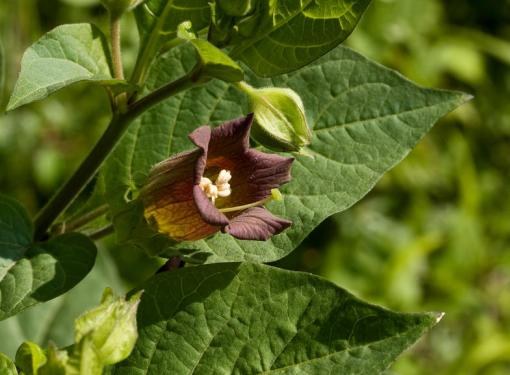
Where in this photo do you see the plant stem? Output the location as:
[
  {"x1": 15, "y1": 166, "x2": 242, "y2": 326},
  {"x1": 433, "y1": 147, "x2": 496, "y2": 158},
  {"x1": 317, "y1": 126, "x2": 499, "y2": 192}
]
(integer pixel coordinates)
[
  {"x1": 128, "y1": 66, "x2": 201, "y2": 116},
  {"x1": 54, "y1": 204, "x2": 109, "y2": 234},
  {"x1": 129, "y1": 2, "x2": 175, "y2": 90},
  {"x1": 90, "y1": 224, "x2": 115, "y2": 241},
  {"x1": 33, "y1": 69, "x2": 201, "y2": 240},
  {"x1": 34, "y1": 114, "x2": 130, "y2": 240},
  {"x1": 110, "y1": 14, "x2": 128, "y2": 112},
  {"x1": 110, "y1": 17, "x2": 124, "y2": 81}
]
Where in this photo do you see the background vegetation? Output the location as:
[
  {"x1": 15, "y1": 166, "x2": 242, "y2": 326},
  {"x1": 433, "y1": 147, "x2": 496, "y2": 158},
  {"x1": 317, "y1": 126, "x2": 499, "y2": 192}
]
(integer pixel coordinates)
[{"x1": 0, "y1": 0, "x2": 509, "y2": 374}]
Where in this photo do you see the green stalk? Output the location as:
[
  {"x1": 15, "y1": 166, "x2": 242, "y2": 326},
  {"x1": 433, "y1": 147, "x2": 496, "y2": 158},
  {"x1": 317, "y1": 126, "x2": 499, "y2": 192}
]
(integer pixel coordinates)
[
  {"x1": 130, "y1": 2, "x2": 175, "y2": 89},
  {"x1": 110, "y1": 14, "x2": 128, "y2": 112},
  {"x1": 54, "y1": 204, "x2": 110, "y2": 234},
  {"x1": 110, "y1": 16, "x2": 124, "y2": 81}
]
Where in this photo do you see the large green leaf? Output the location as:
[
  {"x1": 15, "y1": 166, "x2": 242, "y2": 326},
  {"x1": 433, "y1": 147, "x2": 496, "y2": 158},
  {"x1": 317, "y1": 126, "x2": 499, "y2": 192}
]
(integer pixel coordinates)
[
  {"x1": 7, "y1": 23, "x2": 112, "y2": 111},
  {"x1": 113, "y1": 263, "x2": 440, "y2": 374},
  {"x1": 227, "y1": 0, "x2": 373, "y2": 76},
  {"x1": 101, "y1": 45, "x2": 469, "y2": 263},
  {"x1": 0, "y1": 251, "x2": 122, "y2": 358},
  {"x1": 0, "y1": 195, "x2": 97, "y2": 321}
]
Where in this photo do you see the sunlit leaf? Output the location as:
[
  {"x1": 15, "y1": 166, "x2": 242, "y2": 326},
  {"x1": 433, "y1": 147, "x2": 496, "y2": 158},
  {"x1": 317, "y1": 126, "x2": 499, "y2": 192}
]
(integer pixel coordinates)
[
  {"x1": 113, "y1": 263, "x2": 440, "y2": 374},
  {"x1": 7, "y1": 23, "x2": 113, "y2": 110},
  {"x1": 190, "y1": 39, "x2": 244, "y2": 82}
]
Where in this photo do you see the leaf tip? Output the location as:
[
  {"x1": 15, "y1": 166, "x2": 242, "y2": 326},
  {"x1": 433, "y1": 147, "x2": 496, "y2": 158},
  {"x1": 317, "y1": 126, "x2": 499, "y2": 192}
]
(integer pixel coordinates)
[
  {"x1": 5, "y1": 98, "x2": 19, "y2": 112},
  {"x1": 435, "y1": 312, "x2": 446, "y2": 323},
  {"x1": 459, "y1": 92, "x2": 474, "y2": 104}
]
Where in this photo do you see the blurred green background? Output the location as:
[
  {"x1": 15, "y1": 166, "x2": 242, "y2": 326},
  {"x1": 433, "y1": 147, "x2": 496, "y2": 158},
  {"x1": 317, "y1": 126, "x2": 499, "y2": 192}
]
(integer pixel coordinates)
[{"x1": 1, "y1": 0, "x2": 510, "y2": 374}]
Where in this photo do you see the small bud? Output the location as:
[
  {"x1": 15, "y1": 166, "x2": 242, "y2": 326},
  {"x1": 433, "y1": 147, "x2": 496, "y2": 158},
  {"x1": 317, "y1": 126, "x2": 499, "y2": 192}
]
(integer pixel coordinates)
[
  {"x1": 217, "y1": 0, "x2": 256, "y2": 17},
  {"x1": 74, "y1": 288, "x2": 142, "y2": 365},
  {"x1": 15, "y1": 341, "x2": 47, "y2": 375},
  {"x1": 238, "y1": 82, "x2": 311, "y2": 152},
  {"x1": 177, "y1": 21, "x2": 196, "y2": 41},
  {"x1": 271, "y1": 188, "x2": 283, "y2": 202},
  {"x1": 101, "y1": 0, "x2": 144, "y2": 18}
]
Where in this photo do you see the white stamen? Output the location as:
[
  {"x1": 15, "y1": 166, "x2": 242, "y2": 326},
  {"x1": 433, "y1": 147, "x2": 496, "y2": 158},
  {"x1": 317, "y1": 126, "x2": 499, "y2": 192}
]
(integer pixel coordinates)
[
  {"x1": 199, "y1": 170, "x2": 232, "y2": 204},
  {"x1": 216, "y1": 170, "x2": 232, "y2": 185},
  {"x1": 215, "y1": 170, "x2": 232, "y2": 198}
]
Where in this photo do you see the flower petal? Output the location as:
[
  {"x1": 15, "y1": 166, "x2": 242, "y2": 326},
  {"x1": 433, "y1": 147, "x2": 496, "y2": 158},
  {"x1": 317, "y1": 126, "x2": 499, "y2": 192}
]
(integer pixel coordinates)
[
  {"x1": 190, "y1": 114, "x2": 294, "y2": 208},
  {"x1": 189, "y1": 114, "x2": 252, "y2": 159},
  {"x1": 193, "y1": 185, "x2": 229, "y2": 226},
  {"x1": 142, "y1": 150, "x2": 220, "y2": 241},
  {"x1": 223, "y1": 207, "x2": 291, "y2": 241},
  {"x1": 227, "y1": 151, "x2": 293, "y2": 207}
]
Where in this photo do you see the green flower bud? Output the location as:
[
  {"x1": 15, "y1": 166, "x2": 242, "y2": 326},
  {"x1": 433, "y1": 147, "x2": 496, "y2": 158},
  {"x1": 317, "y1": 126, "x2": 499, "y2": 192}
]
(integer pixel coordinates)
[
  {"x1": 38, "y1": 344, "x2": 67, "y2": 375},
  {"x1": 15, "y1": 341, "x2": 47, "y2": 375},
  {"x1": 239, "y1": 82, "x2": 312, "y2": 152},
  {"x1": 217, "y1": 0, "x2": 256, "y2": 17},
  {"x1": 100, "y1": 0, "x2": 143, "y2": 17},
  {"x1": 74, "y1": 288, "x2": 142, "y2": 365}
]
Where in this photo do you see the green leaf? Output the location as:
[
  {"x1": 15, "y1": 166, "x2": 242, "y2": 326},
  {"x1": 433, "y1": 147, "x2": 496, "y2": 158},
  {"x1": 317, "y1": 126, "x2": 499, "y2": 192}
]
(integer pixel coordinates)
[
  {"x1": 190, "y1": 39, "x2": 244, "y2": 82},
  {"x1": 0, "y1": 251, "x2": 122, "y2": 358},
  {"x1": 101, "y1": 44, "x2": 469, "y2": 263},
  {"x1": 0, "y1": 353, "x2": 17, "y2": 375},
  {"x1": 0, "y1": 195, "x2": 97, "y2": 321},
  {"x1": 15, "y1": 342, "x2": 47, "y2": 375},
  {"x1": 175, "y1": 23, "x2": 244, "y2": 82},
  {"x1": 7, "y1": 23, "x2": 112, "y2": 111},
  {"x1": 227, "y1": 0, "x2": 373, "y2": 76},
  {"x1": 113, "y1": 263, "x2": 440, "y2": 374}
]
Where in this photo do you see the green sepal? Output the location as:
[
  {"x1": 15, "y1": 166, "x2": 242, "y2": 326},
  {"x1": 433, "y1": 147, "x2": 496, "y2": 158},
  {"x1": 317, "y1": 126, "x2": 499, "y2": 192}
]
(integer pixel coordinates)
[
  {"x1": 15, "y1": 342, "x2": 47, "y2": 375},
  {"x1": 239, "y1": 82, "x2": 311, "y2": 151},
  {"x1": 74, "y1": 288, "x2": 141, "y2": 365}
]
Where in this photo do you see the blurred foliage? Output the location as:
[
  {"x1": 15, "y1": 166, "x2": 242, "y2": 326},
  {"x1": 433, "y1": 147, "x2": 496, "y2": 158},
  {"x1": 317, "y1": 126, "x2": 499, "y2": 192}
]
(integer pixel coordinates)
[
  {"x1": 276, "y1": 0, "x2": 510, "y2": 374},
  {"x1": 0, "y1": 0, "x2": 509, "y2": 374}
]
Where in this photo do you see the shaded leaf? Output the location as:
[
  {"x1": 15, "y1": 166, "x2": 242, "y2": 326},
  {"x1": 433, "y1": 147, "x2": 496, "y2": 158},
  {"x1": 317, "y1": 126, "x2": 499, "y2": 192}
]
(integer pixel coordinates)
[
  {"x1": 8, "y1": 23, "x2": 112, "y2": 110},
  {"x1": 0, "y1": 195, "x2": 97, "y2": 321},
  {"x1": 0, "y1": 251, "x2": 122, "y2": 358},
  {"x1": 113, "y1": 263, "x2": 440, "y2": 374},
  {"x1": 101, "y1": 44, "x2": 469, "y2": 263},
  {"x1": 227, "y1": 0, "x2": 373, "y2": 76}
]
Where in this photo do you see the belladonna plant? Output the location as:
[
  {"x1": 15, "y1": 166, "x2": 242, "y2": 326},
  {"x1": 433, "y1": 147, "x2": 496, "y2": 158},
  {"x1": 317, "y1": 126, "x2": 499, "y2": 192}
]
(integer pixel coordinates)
[{"x1": 0, "y1": 1, "x2": 471, "y2": 373}]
